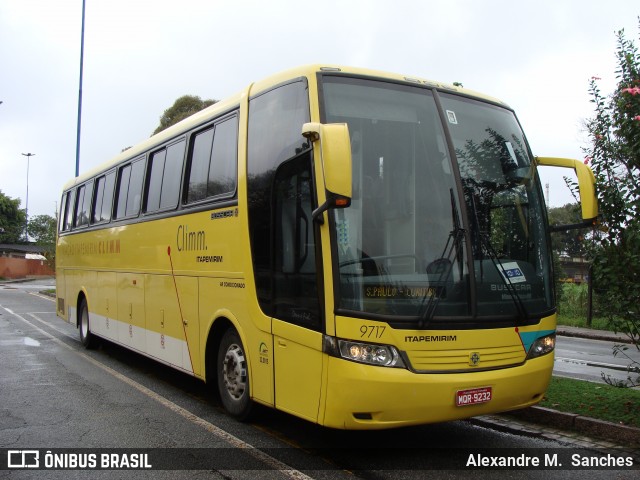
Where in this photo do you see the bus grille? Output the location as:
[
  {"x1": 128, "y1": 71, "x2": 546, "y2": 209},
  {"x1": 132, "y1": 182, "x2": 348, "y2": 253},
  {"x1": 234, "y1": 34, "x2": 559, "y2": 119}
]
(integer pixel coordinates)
[{"x1": 405, "y1": 344, "x2": 526, "y2": 372}]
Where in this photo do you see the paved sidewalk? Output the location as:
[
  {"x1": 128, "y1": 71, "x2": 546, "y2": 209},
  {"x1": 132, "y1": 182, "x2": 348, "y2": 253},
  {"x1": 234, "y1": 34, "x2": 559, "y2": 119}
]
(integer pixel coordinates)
[{"x1": 471, "y1": 411, "x2": 639, "y2": 458}]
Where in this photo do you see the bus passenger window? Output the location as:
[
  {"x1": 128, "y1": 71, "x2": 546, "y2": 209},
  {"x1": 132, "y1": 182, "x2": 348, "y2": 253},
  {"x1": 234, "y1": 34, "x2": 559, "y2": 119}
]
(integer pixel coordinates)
[
  {"x1": 126, "y1": 159, "x2": 144, "y2": 217},
  {"x1": 74, "y1": 185, "x2": 85, "y2": 227},
  {"x1": 208, "y1": 117, "x2": 237, "y2": 198},
  {"x1": 92, "y1": 176, "x2": 106, "y2": 223},
  {"x1": 58, "y1": 192, "x2": 68, "y2": 232},
  {"x1": 74, "y1": 183, "x2": 93, "y2": 228},
  {"x1": 100, "y1": 171, "x2": 115, "y2": 222},
  {"x1": 59, "y1": 190, "x2": 74, "y2": 232},
  {"x1": 146, "y1": 150, "x2": 166, "y2": 212},
  {"x1": 115, "y1": 158, "x2": 145, "y2": 219},
  {"x1": 161, "y1": 140, "x2": 184, "y2": 209},
  {"x1": 186, "y1": 114, "x2": 238, "y2": 203},
  {"x1": 115, "y1": 164, "x2": 132, "y2": 219},
  {"x1": 92, "y1": 171, "x2": 116, "y2": 224}
]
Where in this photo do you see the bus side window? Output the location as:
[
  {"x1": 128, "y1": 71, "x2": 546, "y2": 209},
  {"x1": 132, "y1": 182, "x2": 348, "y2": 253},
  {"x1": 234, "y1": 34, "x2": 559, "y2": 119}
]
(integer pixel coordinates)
[
  {"x1": 115, "y1": 164, "x2": 132, "y2": 219},
  {"x1": 207, "y1": 117, "x2": 237, "y2": 198},
  {"x1": 146, "y1": 149, "x2": 166, "y2": 212},
  {"x1": 186, "y1": 114, "x2": 238, "y2": 204},
  {"x1": 101, "y1": 171, "x2": 116, "y2": 222},
  {"x1": 92, "y1": 170, "x2": 115, "y2": 223},
  {"x1": 115, "y1": 158, "x2": 144, "y2": 219},
  {"x1": 73, "y1": 185, "x2": 85, "y2": 228},
  {"x1": 74, "y1": 183, "x2": 93, "y2": 228},
  {"x1": 126, "y1": 159, "x2": 145, "y2": 217},
  {"x1": 92, "y1": 176, "x2": 106, "y2": 223},
  {"x1": 161, "y1": 140, "x2": 184, "y2": 209},
  {"x1": 146, "y1": 140, "x2": 184, "y2": 213},
  {"x1": 59, "y1": 190, "x2": 74, "y2": 232}
]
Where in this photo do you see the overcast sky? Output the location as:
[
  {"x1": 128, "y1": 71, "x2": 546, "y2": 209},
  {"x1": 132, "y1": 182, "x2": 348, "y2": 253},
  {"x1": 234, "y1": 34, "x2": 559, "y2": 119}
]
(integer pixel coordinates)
[{"x1": 1, "y1": 0, "x2": 638, "y2": 220}]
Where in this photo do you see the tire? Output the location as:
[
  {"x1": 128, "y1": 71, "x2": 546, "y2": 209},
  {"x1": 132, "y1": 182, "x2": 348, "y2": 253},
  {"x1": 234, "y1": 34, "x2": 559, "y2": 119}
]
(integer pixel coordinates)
[
  {"x1": 78, "y1": 298, "x2": 98, "y2": 349},
  {"x1": 217, "y1": 329, "x2": 253, "y2": 420}
]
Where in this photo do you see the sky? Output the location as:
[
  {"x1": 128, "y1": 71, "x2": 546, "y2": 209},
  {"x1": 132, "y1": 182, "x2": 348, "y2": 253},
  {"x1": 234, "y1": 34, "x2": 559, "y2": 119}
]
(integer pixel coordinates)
[{"x1": 1, "y1": 0, "x2": 638, "y2": 220}]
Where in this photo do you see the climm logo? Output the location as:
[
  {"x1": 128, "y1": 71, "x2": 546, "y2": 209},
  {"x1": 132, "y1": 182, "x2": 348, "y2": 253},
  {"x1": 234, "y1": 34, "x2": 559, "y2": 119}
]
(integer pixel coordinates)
[{"x1": 176, "y1": 225, "x2": 206, "y2": 252}]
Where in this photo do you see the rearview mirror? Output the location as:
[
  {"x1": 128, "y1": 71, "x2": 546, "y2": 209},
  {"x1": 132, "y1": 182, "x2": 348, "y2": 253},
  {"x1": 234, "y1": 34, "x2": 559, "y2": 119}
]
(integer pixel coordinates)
[
  {"x1": 536, "y1": 156, "x2": 598, "y2": 229},
  {"x1": 302, "y1": 122, "x2": 352, "y2": 222}
]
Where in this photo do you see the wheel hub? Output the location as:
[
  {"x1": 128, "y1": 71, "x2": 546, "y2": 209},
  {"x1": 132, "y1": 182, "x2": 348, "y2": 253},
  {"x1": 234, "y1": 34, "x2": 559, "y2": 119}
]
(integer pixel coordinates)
[{"x1": 222, "y1": 344, "x2": 246, "y2": 400}]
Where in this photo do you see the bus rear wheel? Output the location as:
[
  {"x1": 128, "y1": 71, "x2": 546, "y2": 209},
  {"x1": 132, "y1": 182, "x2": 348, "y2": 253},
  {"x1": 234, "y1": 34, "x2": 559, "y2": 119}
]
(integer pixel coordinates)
[
  {"x1": 78, "y1": 299, "x2": 98, "y2": 349},
  {"x1": 217, "y1": 329, "x2": 253, "y2": 420}
]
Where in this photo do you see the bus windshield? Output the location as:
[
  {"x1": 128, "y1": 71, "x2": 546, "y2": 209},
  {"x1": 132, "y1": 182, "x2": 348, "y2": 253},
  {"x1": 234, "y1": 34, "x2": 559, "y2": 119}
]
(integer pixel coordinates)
[{"x1": 321, "y1": 76, "x2": 553, "y2": 324}]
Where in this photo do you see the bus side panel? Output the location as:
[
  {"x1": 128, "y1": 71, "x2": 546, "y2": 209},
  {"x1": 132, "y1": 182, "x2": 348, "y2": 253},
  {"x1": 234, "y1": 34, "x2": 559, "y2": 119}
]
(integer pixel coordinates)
[
  {"x1": 91, "y1": 271, "x2": 118, "y2": 341},
  {"x1": 55, "y1": 268, "x2": 68, "y2": 321},
  {"x1": 199, "y1": 276, "x2": 274, "y2": 406},
  {"x1": 116, "y1": 272, "x2": 146, "y2": 353},
  {"x1": 65, "y1": 270, "x2": 96, "y2": 327},
  {"x1": 273, "y1": 319, "x2": 323, "y2": 422},
  {"x1": 145, "y1": 274, "x2": 200, "y2": 376}
]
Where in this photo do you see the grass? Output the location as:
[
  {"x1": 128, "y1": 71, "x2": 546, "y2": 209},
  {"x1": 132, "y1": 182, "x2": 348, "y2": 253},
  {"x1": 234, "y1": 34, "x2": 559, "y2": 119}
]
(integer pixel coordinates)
[
  {"x1": 540, "y1": 376, "x2": 640, "y2": 427},
  {"x1": 557, "y1": 314, "x2": 612, "y2": 331},
  {"x1": 556, "y1": 283, "x2": 622, "y2": 332}
]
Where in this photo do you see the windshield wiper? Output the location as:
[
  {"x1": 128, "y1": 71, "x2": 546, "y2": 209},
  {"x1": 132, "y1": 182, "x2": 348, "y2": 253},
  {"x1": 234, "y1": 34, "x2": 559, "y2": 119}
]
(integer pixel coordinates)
[
  {"x1": 418, "y1": 189, "x2": 465, "y2": 328},
  {"x1": 469, "y1": 195, "x2": 529, "y2": 324}
]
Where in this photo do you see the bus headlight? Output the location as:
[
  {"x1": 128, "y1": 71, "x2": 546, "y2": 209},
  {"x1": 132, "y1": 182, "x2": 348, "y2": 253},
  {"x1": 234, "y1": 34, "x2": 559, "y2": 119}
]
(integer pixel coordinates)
[
  {"x1": 324, "y1": 336, "x2": 405, "y2": 368},
  {"x1": 526, "y1": 333, "x2": 556, "y2": 360}
]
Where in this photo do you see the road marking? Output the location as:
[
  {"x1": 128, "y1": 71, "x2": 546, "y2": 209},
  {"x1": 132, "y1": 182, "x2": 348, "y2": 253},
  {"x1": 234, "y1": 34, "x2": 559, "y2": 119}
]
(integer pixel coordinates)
[{"x1": 0, "y1": 304, "x2": 313, "y2": 480}]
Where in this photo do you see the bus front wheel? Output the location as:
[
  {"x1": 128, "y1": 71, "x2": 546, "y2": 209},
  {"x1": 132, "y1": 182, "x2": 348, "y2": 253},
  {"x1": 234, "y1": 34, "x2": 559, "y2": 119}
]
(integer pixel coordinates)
[
  {"x1": 217, "y1": 329, "x2": 253, "y2": 420},
  {"x1": 78, "y1": 299, "x2": 98, "y2": 349}
]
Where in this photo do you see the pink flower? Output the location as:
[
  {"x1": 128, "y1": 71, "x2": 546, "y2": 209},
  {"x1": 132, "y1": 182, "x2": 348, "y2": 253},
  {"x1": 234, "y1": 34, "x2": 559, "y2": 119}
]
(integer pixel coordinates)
[
  {"x1": 622, "y1": 87, "x2": 640, "y2": 95},
  {"x1": 584, "y1": 156, "x2": 592, "y2": 164},
  {"x1": 634, "y1": 115, "x2": 640, "y2": 121}
]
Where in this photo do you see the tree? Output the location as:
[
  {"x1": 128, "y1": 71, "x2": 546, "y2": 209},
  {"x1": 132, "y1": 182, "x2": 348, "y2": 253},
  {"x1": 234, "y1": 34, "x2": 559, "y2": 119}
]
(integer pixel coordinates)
[
  {"x1": 152, "y1": 95, "x2": 217, "y2": 135},
  {"x1": 548, "y1": 203, "x2": 587, "y2": 258},
  {"x1": 26, "y1": 214, "x2": 57, "y2": 271},
  {"x1": 584, "y1": 23, "x2": 640, "y2": 387},
  {"x1": 0, "y1": 190, "x2": 26, "y2": 244},
  {"x1": 27, "y1": 214, "x2": 56, "y2": 246}
]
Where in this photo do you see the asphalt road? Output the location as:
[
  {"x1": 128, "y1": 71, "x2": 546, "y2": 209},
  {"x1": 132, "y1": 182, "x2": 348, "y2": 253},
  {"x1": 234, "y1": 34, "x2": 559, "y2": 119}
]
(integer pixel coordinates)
[
  {"x1": 0, "y1": 280, "x2": 637, "y2": 479},
  {"x1": 555, "y1": 335, "x2": 640, "y2": 384}
]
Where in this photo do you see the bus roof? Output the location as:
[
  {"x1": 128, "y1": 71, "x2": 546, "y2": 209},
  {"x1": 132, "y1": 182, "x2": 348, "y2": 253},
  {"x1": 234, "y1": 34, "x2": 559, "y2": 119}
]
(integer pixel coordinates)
[{"x1": 64, "y1": 64, "x2": 510, "y2": 190}]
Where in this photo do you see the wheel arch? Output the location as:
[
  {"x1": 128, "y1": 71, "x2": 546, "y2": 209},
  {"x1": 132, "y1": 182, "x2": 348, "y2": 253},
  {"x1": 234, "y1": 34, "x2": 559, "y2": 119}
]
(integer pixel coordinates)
[
  {"x1": 75, "y1": 289, "x2": 89, "y2": 328},
  {"x1": 204, "y1": 313, "x2": 250, "y2": 388}
]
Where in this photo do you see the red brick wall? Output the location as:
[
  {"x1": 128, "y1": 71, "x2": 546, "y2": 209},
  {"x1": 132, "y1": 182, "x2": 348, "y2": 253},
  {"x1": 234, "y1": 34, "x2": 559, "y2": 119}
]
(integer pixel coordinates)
[{"x1": 0, "y1": 257, "x2": 55, "y2": 279}]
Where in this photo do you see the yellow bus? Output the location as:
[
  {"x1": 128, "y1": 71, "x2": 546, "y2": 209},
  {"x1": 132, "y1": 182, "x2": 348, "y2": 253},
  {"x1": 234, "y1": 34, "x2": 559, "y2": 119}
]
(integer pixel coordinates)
[{"x1": 56, "y1": 65, "x2": 597, "y2": 429}]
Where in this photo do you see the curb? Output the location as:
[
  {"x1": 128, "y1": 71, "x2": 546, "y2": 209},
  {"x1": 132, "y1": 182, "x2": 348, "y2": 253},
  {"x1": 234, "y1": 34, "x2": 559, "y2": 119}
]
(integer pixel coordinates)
[
  {"x1": 503, "y1": 406, "x2": 640, "y2": 447},
  {"x1": 556, "y1": 325, "x2": 633, "y2": 344}
]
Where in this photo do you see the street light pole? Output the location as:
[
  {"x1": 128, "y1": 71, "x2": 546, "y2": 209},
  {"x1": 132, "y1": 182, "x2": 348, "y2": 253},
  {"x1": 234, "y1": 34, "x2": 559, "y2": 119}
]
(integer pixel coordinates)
[
  {"x1": 21, "y1": 152, "x2": 35, "y2": 240},
  {"x1": 75, "y1": 0, "x2": 86, "y2": 177}
]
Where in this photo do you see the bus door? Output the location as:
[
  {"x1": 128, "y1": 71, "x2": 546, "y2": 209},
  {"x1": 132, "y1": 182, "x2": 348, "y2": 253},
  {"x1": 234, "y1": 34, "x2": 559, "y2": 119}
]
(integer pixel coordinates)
[{"x1": 271, "y1": 155, "x2": 324, "y2": 422}]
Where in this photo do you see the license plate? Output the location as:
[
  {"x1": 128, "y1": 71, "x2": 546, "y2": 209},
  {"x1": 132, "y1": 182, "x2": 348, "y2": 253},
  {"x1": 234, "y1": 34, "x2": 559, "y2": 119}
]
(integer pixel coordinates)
[{"x1": 456, "y1": 387, "x2": 492, "y2": 406}]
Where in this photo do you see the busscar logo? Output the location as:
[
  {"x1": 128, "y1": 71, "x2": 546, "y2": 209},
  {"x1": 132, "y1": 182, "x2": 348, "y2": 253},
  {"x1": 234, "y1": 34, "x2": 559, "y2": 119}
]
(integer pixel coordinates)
[{"x1": 8, "y1": 450, "x2": 39, "y2": 468}]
